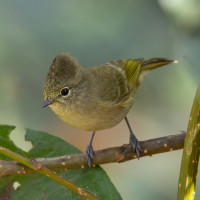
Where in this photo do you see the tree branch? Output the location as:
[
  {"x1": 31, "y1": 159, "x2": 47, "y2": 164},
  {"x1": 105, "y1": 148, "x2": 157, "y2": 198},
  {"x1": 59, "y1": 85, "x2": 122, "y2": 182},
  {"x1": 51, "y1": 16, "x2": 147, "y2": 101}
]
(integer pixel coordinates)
[
  {"x1": 0, "y1": 145, "x2": 100, "y2": 200},
  {"x1": 0, "y1": 132, "x2": 186, "y2": 177}
]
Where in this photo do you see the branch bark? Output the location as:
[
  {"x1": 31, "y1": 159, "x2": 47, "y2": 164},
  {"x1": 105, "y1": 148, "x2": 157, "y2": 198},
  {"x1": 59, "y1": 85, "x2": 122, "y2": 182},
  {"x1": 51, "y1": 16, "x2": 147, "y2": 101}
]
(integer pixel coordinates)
[{"x1": 0, "y1": 132, "x2": 186, "y2": 177}]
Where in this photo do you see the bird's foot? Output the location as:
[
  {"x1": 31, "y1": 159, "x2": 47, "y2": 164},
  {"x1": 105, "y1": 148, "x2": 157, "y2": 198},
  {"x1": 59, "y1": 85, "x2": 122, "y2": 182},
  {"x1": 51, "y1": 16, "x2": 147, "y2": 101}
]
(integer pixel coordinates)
[
  {"x1": 85, "y1": 143, "x2": 94, "y2": 168},
  {"x1": 129, "y1": 133, "x2": 140, "y2": 158}
]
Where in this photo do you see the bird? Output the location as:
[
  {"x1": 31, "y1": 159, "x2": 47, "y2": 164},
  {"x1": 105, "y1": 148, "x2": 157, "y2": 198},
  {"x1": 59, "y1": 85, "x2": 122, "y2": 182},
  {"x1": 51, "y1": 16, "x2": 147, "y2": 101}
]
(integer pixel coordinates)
[{"x1": 42, "y1": 53, "x2": 177, "y2": 167}]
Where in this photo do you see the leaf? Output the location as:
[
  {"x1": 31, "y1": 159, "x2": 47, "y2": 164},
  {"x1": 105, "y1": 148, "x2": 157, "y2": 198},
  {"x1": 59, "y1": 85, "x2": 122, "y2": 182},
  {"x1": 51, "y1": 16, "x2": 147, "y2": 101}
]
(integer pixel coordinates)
[
  {"x1": 0, "y1": 126, "x2": 122, "y2": 200},
  {"x1": 177, "y1": 85, "x2": 200, "y2": 200},
  {"x1": 0, "y1": 125, "x2": 27, "y2": 160}
]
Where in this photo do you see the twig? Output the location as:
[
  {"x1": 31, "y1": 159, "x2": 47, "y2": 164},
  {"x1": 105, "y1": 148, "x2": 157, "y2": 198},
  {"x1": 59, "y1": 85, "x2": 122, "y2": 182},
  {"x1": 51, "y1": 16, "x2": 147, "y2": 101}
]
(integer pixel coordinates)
[
  {"x1": 0, "y1": 132, "x2": 186, "y2": 177},
  {"x1": 0, "y1": 146, "x2": 100, "y2": 200}
]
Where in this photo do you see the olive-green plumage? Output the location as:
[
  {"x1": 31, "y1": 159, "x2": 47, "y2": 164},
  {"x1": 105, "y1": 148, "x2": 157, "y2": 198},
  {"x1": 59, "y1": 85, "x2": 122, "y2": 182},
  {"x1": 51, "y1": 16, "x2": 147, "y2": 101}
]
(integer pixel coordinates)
[{"x1": 43, "y1": 54, "x2": 175, "y2": 131}]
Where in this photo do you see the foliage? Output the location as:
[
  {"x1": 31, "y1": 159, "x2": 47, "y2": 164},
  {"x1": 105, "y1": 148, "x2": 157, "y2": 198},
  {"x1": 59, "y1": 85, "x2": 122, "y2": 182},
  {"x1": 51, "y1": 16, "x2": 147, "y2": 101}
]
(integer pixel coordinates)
[{"x1": 0, "y1": 126, "x2": 122, "y2": 200}]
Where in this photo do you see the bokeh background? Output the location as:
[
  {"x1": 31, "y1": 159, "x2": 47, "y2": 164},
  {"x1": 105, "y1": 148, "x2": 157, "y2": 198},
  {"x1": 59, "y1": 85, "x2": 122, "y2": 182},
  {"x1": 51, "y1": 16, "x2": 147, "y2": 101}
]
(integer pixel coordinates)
[{"x1": 0, "y1": 0, "x2": 200, "y2": 199}]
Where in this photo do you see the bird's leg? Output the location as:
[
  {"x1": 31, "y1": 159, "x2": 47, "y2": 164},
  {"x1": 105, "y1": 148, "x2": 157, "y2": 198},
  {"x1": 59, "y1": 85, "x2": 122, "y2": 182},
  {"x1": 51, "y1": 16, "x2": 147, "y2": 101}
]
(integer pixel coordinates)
[
  {"x1": 125, "y1": 117, "x2": 140, "y2": 158},
  {"x1": 85, "y1": 131, "x2": 96, "y2": 167}
]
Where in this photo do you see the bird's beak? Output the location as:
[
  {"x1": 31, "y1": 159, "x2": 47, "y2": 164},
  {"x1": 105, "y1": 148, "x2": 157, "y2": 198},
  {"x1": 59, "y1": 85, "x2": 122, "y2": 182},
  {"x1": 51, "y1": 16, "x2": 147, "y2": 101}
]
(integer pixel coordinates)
[{"x1": 41, "y1": 99, "x2": 53, "y2": 108}]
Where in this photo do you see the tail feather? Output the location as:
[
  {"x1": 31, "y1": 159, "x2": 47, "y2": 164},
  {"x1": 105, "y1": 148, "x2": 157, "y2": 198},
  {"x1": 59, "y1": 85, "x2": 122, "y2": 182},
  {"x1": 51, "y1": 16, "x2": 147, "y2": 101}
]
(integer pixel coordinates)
[{"x1": 141, "y1": 58, "x2": 177, "y2": 71}]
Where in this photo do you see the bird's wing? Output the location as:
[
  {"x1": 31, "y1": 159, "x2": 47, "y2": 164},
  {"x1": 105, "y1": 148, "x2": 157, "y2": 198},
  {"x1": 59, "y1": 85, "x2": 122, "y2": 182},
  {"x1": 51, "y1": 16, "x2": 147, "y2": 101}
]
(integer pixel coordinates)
[
  {"x1": 107, "y1": 58, "x2": 143, "y2": 91},
  {"x1": 92, "y1": 59, "x2": 143, "y2": 105},
  {"x1": 116, "y1": 59, "x2": 143, "y2": 90},
  {"x1": 96, "y1": 58, "x2": 175, "y2": 105}
]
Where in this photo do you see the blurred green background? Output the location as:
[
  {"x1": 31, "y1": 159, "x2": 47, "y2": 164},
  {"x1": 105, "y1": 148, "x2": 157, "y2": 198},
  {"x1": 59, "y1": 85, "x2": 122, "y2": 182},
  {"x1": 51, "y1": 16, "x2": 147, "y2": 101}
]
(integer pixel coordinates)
[{"x1": 0, "y1": 0, "x2": 200, "y2": 199}]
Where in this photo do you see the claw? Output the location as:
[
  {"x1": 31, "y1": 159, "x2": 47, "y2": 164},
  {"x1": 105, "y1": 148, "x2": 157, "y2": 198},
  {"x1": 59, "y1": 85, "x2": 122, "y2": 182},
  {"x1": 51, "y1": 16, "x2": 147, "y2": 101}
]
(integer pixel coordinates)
[
  {"x1": 130, "y1": 133, "x2": 140, "y2": 158},
  {"x1": 85, "y1": 131, "x2": 96, "y2": 167},
  {"x1": 85, "y1": 143, "x2": 94, "y2": 167}
]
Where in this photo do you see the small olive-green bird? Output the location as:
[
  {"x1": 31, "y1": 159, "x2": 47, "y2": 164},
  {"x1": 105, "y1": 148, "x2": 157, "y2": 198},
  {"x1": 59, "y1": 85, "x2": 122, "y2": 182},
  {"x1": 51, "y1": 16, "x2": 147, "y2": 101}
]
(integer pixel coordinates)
[{"x1": 42, "y1": 53, "x2": 176, "y2": 166}]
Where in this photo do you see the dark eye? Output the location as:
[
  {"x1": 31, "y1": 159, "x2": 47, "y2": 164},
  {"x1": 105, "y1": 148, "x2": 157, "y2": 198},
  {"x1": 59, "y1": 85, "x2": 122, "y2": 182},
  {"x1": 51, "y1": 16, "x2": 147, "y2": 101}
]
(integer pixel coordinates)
[{"x1": 61, "y1": 88, "x2": 69, "y2": 96}]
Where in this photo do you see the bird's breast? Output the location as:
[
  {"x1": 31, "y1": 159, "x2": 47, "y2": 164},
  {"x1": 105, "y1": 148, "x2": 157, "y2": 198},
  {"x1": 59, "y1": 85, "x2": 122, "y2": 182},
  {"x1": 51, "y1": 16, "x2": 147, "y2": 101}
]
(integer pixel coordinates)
[{"x1": 50, "y1": 96, "x2": 134, "y2": 131}]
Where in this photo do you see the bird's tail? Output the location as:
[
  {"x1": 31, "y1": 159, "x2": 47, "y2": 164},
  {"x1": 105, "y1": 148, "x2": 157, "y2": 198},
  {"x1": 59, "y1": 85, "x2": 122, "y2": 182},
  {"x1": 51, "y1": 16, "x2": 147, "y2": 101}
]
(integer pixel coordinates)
[{"x1": 141, "y1": 58, "x2": 177, "y2": 71}]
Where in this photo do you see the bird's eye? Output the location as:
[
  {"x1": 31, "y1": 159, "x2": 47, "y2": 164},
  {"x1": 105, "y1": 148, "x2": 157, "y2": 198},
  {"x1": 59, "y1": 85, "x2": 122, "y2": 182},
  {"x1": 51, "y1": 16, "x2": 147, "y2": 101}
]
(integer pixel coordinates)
[{"x1": 61, "y1": 88, "x2": 69, "y2": 96}]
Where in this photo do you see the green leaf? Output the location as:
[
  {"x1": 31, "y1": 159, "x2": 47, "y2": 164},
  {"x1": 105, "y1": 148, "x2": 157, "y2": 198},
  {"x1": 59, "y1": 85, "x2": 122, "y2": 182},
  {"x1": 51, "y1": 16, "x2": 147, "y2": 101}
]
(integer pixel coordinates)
[
  {"x1": 0, "y1": 126, "x2": 122, "y2": 200},
  {"x1": 0, "y1": 125, "x2": 27, "y2": 160},
  {"x1": 177, "y1": 85, "x2": 200, "y2": 200}
]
